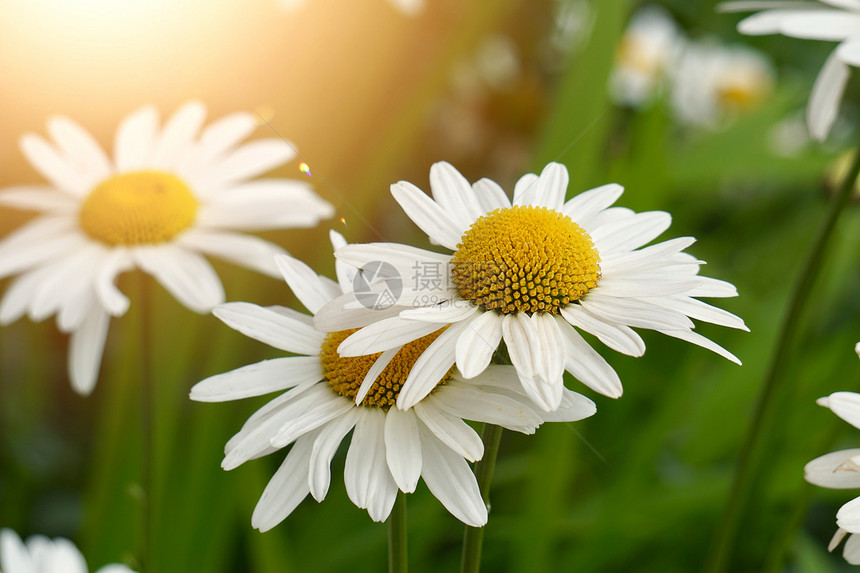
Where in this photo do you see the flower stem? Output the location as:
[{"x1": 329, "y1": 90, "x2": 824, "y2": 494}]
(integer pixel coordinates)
[
  {"x1": 460, "y1": 423, "x2": 504, "y2": 573},
  {"x1": 388, "y1": 490, "x2": 408, "y2": 573},
  {"x1": 705, "y1": 144, "x2": 860, "y2": 573},
  {"x1": 137, "y1": 272, "x2": 156, "y2": 573}
]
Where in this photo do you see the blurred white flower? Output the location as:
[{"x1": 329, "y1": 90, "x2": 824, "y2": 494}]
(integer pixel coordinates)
[
  {"x1": 671, "y1": 41, "x2": 774, "y2": 127},
  {"x1": 0, "y1": 529, "x2": 134, "y2": 573},
  {"x1": 318, "y1": 162, "x2": 747, "y2": 413},
  {"x1": 0, "y1": 102, "x2": 333, "y2": 395},
  {"x1": 610, "y1": 5, "x2": 683, "y2": 107},
  {"x1": 190, "y1": 232, "x2": 595, "y2": 530},
  {"x1": 804, "y1": 345, "x2": 860, "y2": 563},
  {"x1": 721, "y1": 0, "x2": 860, "y2": 140}
]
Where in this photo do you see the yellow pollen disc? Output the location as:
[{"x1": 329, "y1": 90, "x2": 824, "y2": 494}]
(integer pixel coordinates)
[
  {"x1": 78, "y1": 171, "x2": 199, "y2": 246},
  {"x1": 451, "y1": 205, "x2": 601, "y2": 315},
  {"x1": 320, "y1": 328, "x2": 451, "y2": 409}
]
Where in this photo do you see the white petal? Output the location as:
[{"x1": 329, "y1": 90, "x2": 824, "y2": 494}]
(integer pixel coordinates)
[
  {"x1": 356, "y1": 348, "x2": 399, "y2": 405},
  {"x1": 223, "y1": 382, "x2": 322, "y2": 469},
  {"x1": 308, "y1": 409, "x2": 360, "y2": 501},
  {"x1": 196, "y1": 179, "x2": 333, "y2": 230},
  {"x1": 338, "y1": 316, "x2": 441, "y2": 356},
  {"x1": 0, "y1": 186, "x2": 79, "y2": 213},
  {"x1": 41, "y1": 538, "x2": 88, "y2": 573},
  {"x1": 557, "y1": 317, "x2": 623, "y2": 398},
  {"x1": 502, "y1": 313, "x2": 566, "y2": 411},
  {"x1": 391, "y1": 181, "x2": 462, "y2": 250},
  {"x1": 591, "y1": 211, "x2": 672, "y2": 254},
  {"x1": 178, "y1": 111, "x2": 257, "y2": 176},
  {"x1": 562, "y1": 183, "x2": 625, "y2": 225},
  {"x1": 428, "y1": 161, "x2": 483, "y2": 235},
  {"x1": 433, "y1": 374, "x2": 543, "y2": 429},
  {"x1": 399, "y1": 300, "x2": 477, "y2": 323},
  {"x1": 532, "y1": 162, "x2": 569, "y2": 209},
  {"x1": 455, "y1": 310, "x2": 503, "y2": 378},
  {"x1": 46, "y1": 116, "x2": 112, "y2": 185},
  {"x1": 114, "y1": 105, "x2": 159, "y2": 171},
  {"x1": 780, "y1": 13, "x2": 860, "y2": 40},
  {"x1": 807, "y1": 50, "x2": 850, "y2": 141},
  {"x1": 271, "y1": 392, "x2": 354, "y2": 448},
  {"x1": 177, "y1": 229, "x2": 284, "y2": 279},
  {"x1": 133, "y1": 245, "x2": 224, "y2": 312},
  {"x1": 580, "y1": 293, "x2": 694, "y2": 331},
  {"x1": 94, "y1": 248, "x2": 133, "y2": 316},
  {"x1": 539, "y1": 388, "x2": 597, "y2": 423},
  {"x1": 213, "y1": 301, "x2": 323, "y2": 354},
  {"x1": 837, "y1": 37, "x2": 860, "y2": 67},
  {"x1": 272, "y1": 253, "x2": 340, "y2": 313},
  {"x1": 471, "y1": 178, "x2": 511, "y2": 213},
  {"x1": 68, "y1": 305, "x2": 111, "y2": 395},
  {"x1": 191, "y1": 356, "x2": 322, "y2": 402},
  {"x1": 413, "y1": 403, "x2": 484, "y2": 461},
  {"x1": 345, "y1": 409, "x2": 398, "y2": 521},
  {"x1": 251, "y1": 431, "x2": 316, "y2": 531},
  {"x1": 844, "y1": 532, "x2": 860, "y2": 563},
  {"x1": 330, "y1": 230, "x2": 357, "y2": 293},
  {"x1": 736, "y1": 9, "x2": 822, "y2": 34},
  {"x1": 1, "y1": 529, "x2": 34, "y2": 572},
  {"x1": 418, "y1": 424, "x2": 487, "y2": 527},
  {"x1": 313, "y1": 292, "x2": 405, "y2": 332},
  {"x1": 512, "y1": 172, "x2": 538, "y2": 205},
  {"x1": 205, "y1": 139, "x2": 295, "y2": 185},
  {"x1": 652, "y1": 296, "x2": 748, "y2": 331},
  {"x1": 822, "y1": 392, "x2": 860, "y2": 430},
  {"x1": 837, "y1": 496, "x2": 860, "y2": 532},
  {"x1": 658, "y1": 328, "x2": 742, "y2": 365},
  {"x1": 805, "y1": 449, "x2": 860, "y2": 489},
  {"x1": 560, "y1": 304, "x2": 646, "y2": 356},
  {"x1": 19, "y1": 134, "x2": 89, "y2": 196},
  {"x1": 397, "y1": 320, "x2": 470, "y2": 409},
  {"x1": 384, "y1": 408, "x2": 422, "y2": 492},
  {"x1": 0, "y1": 230, "x2": 86, "y2": 280},
  {"x1": 151, "y1": 101, "x2": 207, "y2": 169},
  {"x1": 822, "y1": 0, "x2": 860, "y2": 10},
  {"x1": 336, "y1": 243, "x2": 451, "y2": 293}
]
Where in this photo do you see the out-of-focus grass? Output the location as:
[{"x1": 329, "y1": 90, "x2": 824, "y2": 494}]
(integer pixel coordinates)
[{"x1": 1, "y1": 1, "x2": 859, "y2": 572}]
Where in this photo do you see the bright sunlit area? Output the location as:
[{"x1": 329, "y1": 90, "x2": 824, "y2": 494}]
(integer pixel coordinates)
[{"x1": 0, "y1": 1, "x2": 858, "y2": 572}]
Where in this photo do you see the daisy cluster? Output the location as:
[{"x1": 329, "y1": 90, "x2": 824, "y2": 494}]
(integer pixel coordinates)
[
  {"x1": 0, "y1": 529, "x2": 134, "y2": 573},
  {"x1": 611, "y1": 4, "x2": 774, "y2": 127}
]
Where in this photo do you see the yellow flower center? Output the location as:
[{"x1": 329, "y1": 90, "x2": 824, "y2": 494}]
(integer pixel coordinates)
[
  {"x1": 78, "y1": 171, "x2": 199, "y2": 246},
  {"x1": 320, "y1": 328, "x2": 452, "y2": 409},
  {"x1": 451, "y1": 206, "x2": 600, "y2": 315}
]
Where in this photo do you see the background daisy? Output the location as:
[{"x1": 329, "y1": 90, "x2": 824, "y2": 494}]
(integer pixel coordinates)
[
  {"x1": 319, "y1": 161, "x2": 746, "y2": 412},
  {"x1": 191, "y1": 231, "x2": 596, "y2": 530},
  {"x1": 0, "y1": 102, "x2": 333, "y2": 394},
  {"x1": 0, "y1": 529, "x2": 134, "y2": 573}
]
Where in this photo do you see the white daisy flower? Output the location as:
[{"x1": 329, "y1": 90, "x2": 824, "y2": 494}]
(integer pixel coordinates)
[
  {"x1": 190, "y1": 231, "x2": 595, "y2": 530},
  {"x1": 0, "y1": 102, "x2": 333, "y2": 395},
  {"x1": 318, "y1": 162, "x2": 747, "y2": 412},
  {"x1": 610, "y1": 5, "x2": 684, "y2": 107},
  {"x1": 804, "y1": 345, "x2": 860, "y2": 563},
  {"x1": 671, "y1": 41, "x2": 773, "y2": 127},
  {"x1": 0, "y1": 529, "x2": 134, "y2": 573},
  {"x1": 720, "y1": 0, "x2": 860, "y2": 140}
]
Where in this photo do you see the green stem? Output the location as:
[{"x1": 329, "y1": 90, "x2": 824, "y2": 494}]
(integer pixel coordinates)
[
  {"x1": 705, "y1": 143, "x2": 860, "y2": 573},
  {"x1": 137, "y1": 273, "x2": 156, "y2": 573},
  {"x1": 388, "y1": 490, "x2": 408, "y2": 573},
  {"x1": 460, "y1": 423, "x2": 504, "y2": 573}
]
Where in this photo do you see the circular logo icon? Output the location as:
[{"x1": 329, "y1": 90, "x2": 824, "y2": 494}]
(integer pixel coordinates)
[{"x1": 353, "y1": 261, "x2": 403, "y2": 310}]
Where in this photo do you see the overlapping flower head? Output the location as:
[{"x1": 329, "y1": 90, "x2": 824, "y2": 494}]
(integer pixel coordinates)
[
  {"x1": 804, "y1": 343, "x2": 860, "y2": 564},
  {"x1": 0, "y1": 102, "x2": 333, "y2": 394},
  {"x1": 0, "y1": 529, "x2": 134, "y2": 573},
  {"x1": 317, "y1": 162, "x2": 746, "y2": 413},
  {"x1": 191, "y1": 231, "x2": 596, "y2": 529},
  {"x1": 720, "y1": 0, "x2": 860, "y2": 140}
]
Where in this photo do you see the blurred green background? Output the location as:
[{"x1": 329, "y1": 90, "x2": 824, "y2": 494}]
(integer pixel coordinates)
[{"x1": 1, "y1": 0, "x2": 859, "y2": 571}]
